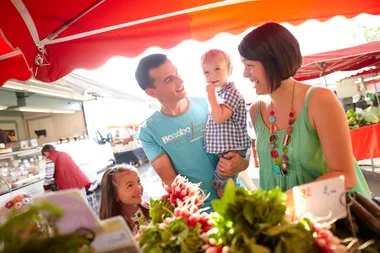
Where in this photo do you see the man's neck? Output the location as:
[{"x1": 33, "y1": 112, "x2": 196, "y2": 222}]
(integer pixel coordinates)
[{"x1": 160, "y1": 98, "x2": 189, "y2": 116}]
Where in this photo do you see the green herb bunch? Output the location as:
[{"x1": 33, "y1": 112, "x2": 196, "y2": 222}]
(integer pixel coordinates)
[
  {"x1": 208, "y1": 180, "x2": 315, "y2": 253},
  {"x1": 149, "y1": 198, "x2": 175, "y2": 225},
  {"x1": 138, "y1": 217, "x2": 203, "y2": 253}
]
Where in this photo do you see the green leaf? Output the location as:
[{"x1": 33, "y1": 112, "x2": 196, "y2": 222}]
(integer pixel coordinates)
[
  {"x1": 243, "y1": 202, "x2": 255, "y2": 225},
  {"x1": 264, "y1": 223, "x2": 295, "y2": 236},
  {"x1": 211, "y1": 199, "x2": 226, "y2": 214},
  {"x1": 149, "y1": 198, "x2": 174, "y2": 224},
  {"x1": 223, "y1": 179, "x2": 236, "y2": 203}
]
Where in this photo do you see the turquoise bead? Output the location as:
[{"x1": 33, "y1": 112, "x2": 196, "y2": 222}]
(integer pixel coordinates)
[
  {"x1": 269, "y1": 116, "x2": 276, "y2": 123},
  {"x1": 273, "y1": 165, "x2": 281, "y2": 175}
]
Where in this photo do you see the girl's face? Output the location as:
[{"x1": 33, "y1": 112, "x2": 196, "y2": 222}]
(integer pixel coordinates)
[
  {"x1": 114, "y1": 170, "x2": 143, "y2": 205},
  {"x1": 202, "y1": 60, "x2": 231, "y2": 88},
  {"x1": 241, "y1": 57, "x2": 270, "y2": 95}
]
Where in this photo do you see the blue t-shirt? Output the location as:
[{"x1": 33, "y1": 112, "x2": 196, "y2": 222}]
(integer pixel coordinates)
[{"x1": 139, "y1": 97, "x2": 219, "y2": 210}]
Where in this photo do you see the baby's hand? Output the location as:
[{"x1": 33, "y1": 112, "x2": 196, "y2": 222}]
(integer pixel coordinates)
[{"x1": 206, "y1": 83, "x2": 216, "y2": 94}]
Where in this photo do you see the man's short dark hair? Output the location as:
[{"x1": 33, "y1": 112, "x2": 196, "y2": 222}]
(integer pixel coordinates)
[
  {"x1": 135, "y1": 54, "x2": 168, "y2": 90},
  {"x1": 238, "y1": 22, "x2": 302, "y2": 92},
  {"x1": 42, "y1": 144, "x2": 55, "y2": 153}
]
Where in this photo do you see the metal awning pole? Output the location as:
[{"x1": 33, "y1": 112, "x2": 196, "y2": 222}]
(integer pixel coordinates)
[{"x1": 320, "y1": 63, "x2": 328, "y2": 86}]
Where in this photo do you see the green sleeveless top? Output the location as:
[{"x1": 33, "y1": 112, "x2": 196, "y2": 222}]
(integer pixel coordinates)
[{"x1": 255, "y1": 87, "x2": 371, "y2": 198}]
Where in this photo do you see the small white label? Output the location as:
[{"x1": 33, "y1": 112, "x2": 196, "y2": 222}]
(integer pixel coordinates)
[
  {"x1": 293, "y1": 176, "x2": 347, "y2": 222},
  {"x1": 92, "y1": 230, "x2": 137, "y2": 252}
]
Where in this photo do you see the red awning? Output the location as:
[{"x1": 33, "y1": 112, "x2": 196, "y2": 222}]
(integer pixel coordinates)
[
  {"x1": 295, "y1": 41, "x2": 380, "y2": 81},
  {"x1": 1, "y1": 0, "x2": 380, "y2": 85}
]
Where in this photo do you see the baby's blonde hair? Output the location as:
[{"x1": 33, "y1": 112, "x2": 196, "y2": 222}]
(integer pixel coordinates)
[{"x1": 201, "y1": 49, "x2": 233, "y2": 73}]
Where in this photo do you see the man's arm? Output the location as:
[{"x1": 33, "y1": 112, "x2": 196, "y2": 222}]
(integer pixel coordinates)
[
  {"x1": 217, "y1": 151, "x2": 249, "y2": 176},
  {"x1": 139, "y1": 125, "x2": 177, "y2": 187},
  {"x1": 150, "y1": 153, "x2": 177, "y2": 187}
]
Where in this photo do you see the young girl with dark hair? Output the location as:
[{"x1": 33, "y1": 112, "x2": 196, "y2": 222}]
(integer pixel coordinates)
[{"x1": 99, "y1": 164, "x2": 151, "y2": 235}]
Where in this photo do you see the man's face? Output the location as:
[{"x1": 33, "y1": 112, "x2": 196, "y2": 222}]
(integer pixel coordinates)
[{"x1": 146, "y1": 60, "x2": 186, "y2": 103}]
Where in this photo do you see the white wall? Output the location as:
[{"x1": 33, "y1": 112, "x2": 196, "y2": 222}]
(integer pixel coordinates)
[
  {"x1": 24, "y1": 111, "x2": 86, "y2": 144},
  {"x1": 335, "y1": 78, "x2": 359, "y2": 98},
  {"x1": 0, "y1": 115, "x2": 27, "y2": 141},
  {"x1": 83, "y1": 99, "x2": 154, "y2": 140}
]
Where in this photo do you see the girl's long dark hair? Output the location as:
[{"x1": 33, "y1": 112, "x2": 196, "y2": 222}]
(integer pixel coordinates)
[{"x1": 99, "y1": 164, "x2": 149, "y2": 229}]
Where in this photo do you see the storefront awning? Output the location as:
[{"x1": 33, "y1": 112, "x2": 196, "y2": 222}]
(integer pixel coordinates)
[{"x1": 1, "y1": 0, "x2": 380, "y2": 85}]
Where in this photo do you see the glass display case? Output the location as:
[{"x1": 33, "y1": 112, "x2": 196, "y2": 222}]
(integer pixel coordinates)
[{"x1": 0, "y1": 148, "x2": 46, "y2": 198}]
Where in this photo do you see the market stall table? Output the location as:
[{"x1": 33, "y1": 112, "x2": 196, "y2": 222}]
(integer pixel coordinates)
[
  {"x1": 114, "y1": 147, "x2": 148, "y2": 167},
  {"x1": 350, "y1": 123, "x2": 380, "y2": 176}
]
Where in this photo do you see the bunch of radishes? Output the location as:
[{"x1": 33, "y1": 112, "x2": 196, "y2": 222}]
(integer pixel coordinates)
[
  {"x1": 312, "y1": 221, "x2": 347, "y2": 253},
  {"x1": 200, "y1": 235, "x2": 230, "y2": 253},
  {"x1": 162, "y1": 175, "x2": 208, "y2": 207},
  {"x1": 172, "y1": 199, "x2": 212, "y2": 232}
]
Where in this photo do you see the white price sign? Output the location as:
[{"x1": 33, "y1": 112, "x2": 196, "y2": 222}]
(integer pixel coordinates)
[{"x1": 293, "y1": 176, "x2": 347, "y2": 222}]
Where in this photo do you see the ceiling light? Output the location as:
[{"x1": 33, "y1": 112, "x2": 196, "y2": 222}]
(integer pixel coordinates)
[
  {"x1": 2, "y1": 83, "x2": 26, "y2": 90},
  {"x1": 0, "y1": 105, "x2": 8, "y2": 110},
  {"x1": 51, "y1": 109, "x2": 75, "y2": 114},
  {"x1": 28, "y1": 88, "x2": 62, "y2": 97},
  {"x1": 11, "y1": 106, "x2": 75, "y2": 114},
  {"x1": 14, "y1": 106, "x2": 51, "y2": 113}
]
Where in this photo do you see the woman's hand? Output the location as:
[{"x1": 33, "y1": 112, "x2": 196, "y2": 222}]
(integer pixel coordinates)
[
  {"x1": 284, "y1": 188, "x2": 295, "y2": 221},
  {"x1": 217, "y1": 152, "x2": 249, "y2": 177}
]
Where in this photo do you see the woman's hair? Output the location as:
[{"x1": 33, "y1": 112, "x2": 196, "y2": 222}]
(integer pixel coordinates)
[
  {"x1": 238, "y1": 22, "x2": 302, "y2": 92},
  {"x1": 99, "y1": 164, "x2": 149, "y2": 227},
  {"x1": 201, "y1": 49, "x2": 233, "y2": 73}
]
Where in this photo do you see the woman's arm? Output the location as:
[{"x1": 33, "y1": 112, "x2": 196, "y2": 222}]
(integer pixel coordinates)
[{"x1": 308, "y1": 88, "x2": 356, "y2": 189}]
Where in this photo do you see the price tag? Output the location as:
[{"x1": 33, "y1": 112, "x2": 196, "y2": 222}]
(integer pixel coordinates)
[
  {"x1": 92, "y1": 216, "x2": 141, "y2": 253},
  {"x1": 293, "y1": 176, "x2": 347, "y2": 222}
]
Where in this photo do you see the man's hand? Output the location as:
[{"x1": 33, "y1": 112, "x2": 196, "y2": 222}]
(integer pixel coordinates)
[
  {"x1": 206, "y1": 83, "x2": 216, "y2": 94},
  {"x1": 217, "y1": 152, "x2": 249, "y2": 177}
]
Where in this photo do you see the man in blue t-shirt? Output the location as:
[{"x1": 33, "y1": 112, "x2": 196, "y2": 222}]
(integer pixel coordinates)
[{"x1": 135, "y1": 54, "x2": 249, "y2": 209}]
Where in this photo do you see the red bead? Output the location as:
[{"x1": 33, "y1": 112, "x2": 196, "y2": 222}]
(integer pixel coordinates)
[
  {"x1": 288, "y1": 119, "x2": 294, "y2": 125},
  {"x1": 282, "y1": 135, "x2": 291, "y2": 146},
  {"x1": 270, "y1": 111, "x2": 275, "y2": 116},
  {"x1": 269, "y1": 135, "x2": 276, "y2": 142},
  {"x1": 270, "y1": 150, "x2": 279, "y2": 158},
  {"x1": 283, "y1": 162, "x2": 289, "y2": 170},
  {"x1": 5, "y1": 201, "x2": 14, "y2": 209},
  {"x1": 282, "y1": 154, "x2": 288, "y2": 161},
  {"x1": 289, "y1": 112, "x2": 294, "y2": 118},
  {"x1": 286, "y1": 126, "x2": 292, "y2": 134}
]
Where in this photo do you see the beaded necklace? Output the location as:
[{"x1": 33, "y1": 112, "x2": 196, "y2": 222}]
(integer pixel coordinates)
[{"x1": 268, "y1": 82, "x2": 295, "y2": 175}]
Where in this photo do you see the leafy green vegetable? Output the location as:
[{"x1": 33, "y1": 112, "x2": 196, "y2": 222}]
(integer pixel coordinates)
[
  {"x1": 139, "y1": 217, "x2": 203, "y2": 253},
  {"x1": 150, "y1": 198, "x2": 175, "y2": 224},
  {"x1": 209, "y1": 180, "x2": 314, "y2": 253},
  {"x1": 0, "y1": 202, "x2": 94, "y2": 253},
  {"x1": 362, "y1": 110, "x2": 379, "y2": 124}
]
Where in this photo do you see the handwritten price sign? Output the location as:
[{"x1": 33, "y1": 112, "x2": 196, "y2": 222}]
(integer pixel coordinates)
[{"x1": 293, "y1": 176, "x2": 347, "y2": 222}]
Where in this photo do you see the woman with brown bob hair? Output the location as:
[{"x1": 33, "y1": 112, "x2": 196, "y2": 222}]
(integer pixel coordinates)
[
  {"x1": 99, "y1": 164, "x2": 151, "y2": 235},
  {"x1": 238, "y1": 22, "x2": 370, "y2": 207}
]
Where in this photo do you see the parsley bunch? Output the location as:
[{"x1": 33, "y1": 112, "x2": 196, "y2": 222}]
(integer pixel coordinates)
[{"x1": 208, "y1": 180, "x2": 315, "y2": 253}]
